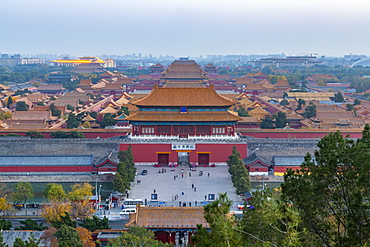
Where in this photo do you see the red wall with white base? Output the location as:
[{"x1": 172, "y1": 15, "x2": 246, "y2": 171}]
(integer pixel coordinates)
[{"x1": 119, "y1": 143, "x2": 247, "y2": 164}]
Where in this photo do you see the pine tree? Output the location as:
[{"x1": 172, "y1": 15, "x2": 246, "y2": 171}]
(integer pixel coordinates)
[
  {"x1": 282, "y1": 126, "x2": 370, "y2": 246},
  {"x1": 226, "y1": 146, "x2": 251, "y2": 195},
  {"x1": 54, "y1": 225, "x2": 83, "y2": 247}
]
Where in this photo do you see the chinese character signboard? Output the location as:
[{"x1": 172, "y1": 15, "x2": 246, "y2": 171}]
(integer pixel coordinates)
[{"x1": 172, "y1": 143, "x2": 196, "y2": 150}]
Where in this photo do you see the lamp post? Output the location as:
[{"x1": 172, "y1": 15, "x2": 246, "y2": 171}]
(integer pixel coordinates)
[{"x1": 98, "y1": 185, "x2": 102, "y2": 215}]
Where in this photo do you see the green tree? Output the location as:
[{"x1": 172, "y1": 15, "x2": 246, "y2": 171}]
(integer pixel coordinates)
[
  {"x1": 0, "y1": 231, "x2": 8, "y2": 247},
  {"x1": 50, "y1": 131, "x2": 84, "y2": 139},
  {"x1": 107, "y1": 227, "x2": 171, "y2": 247},
  {"x1": 15, "y1": 219, "x2": 47, "y2": 231},
  {"x1": 280, "y1": 99, "x2": 289, "y2": 106},
  {"x1": 36, "y1": 102, "x2": 45, "y2": 106},
  {"x1": 237, "y1": 106, "x2": 250, "y2": 117},
  {"x1": 50, "y1": 212, "x2": 77, "y2": 229},
  {"x1": 192, "y1": 193, "x2": 243, "y2": 247},
  {"x1": 50, "y1": 131, "x2": 68, "y2": 138},
  {"x1": 303, "y1": 102, "x2": 316, "y2": 118},
  {"x1": 100, "y1": 113, "x2": 117, "y2": 128},
  {"x1": 66, "y1": 104, "x2": 75, "y2": 111},
  {"x1": 120, "y1": 106, "x2": 130, "y2": 116},
  {"x1": 282, "y1": 127, "x2": 370, "y2": 246},
  {"x1": 118, "y1": 146, "x2": 136, "y2": 183},
  {"x1": 54, "y1": 224, "x2": 83, "y2": 247},
  {"x1": 6, "y1": 96, "x2": 13, "y2": 108},
  {"x1": 226, "y1": 146, "x2": 251, "y2": 195},
  {"x1": 296, "y1": 98, "x2": 306, "y2": 111},
  {"x1": 354, "y1": 99, "x2": 361, "y2": 105},
  {"x1": 113, "y1": 173, "x2": 130, "y2": 194},
  {"x1": 25, "y1": 131, "x2": 44, "y2": 139},
  {"x1": 13, "y1": 233, "x2": 41, "y2": 247},
  {"x1": 0, "y1": 219, "x2": 12, "y2": 230},
  {"x1": 241, "y1": 188, "x2": 305, "y2": 246},
  {"x1": 16, "y1": 101, "x2": 28, "y2": 111},
  {"x1": 334, "y1": 92, "x2": 344, "y2": 102},
  {"x1": 346, "y1": 104, "x2": 355, "y2": 111},
  {"x1": 66, "y1": 113, "x2": 80, "y2": 129},
  {"x1": 274, "y1": 111, "x2": 288, "y2": 128},
  {"x1": 79, "y1": 215, "x2": 110, "y2": 232},
  {"x1": 68, "y1": 131, "x2": 84, "y2": 138},
  {"x1": 49, "y1": 103, "x2": 61, "y2": 118},
  {"x1": 260, "y1": 115, "x2": 274, "y2": 129},
  {"x1": 43, "y1": 183, "x2": 66, "y2": 202},
  {"x1": 12, "y1": 182, "x2": 34, "y2": 206}
]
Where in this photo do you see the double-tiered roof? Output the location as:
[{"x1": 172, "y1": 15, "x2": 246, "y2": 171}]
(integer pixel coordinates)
[{"x1": 132, "y1": 84, "x2": 234, "y2": 107}]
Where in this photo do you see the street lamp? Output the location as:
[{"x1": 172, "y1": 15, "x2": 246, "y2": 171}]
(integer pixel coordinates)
[{"x1": 98, "y1": 185, "x2": 102, "y2": 215}]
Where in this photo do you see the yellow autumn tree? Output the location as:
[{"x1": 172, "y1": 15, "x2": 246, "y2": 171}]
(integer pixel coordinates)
[
  {"x1": 67, "y1": 183, "x2": 95, "y2": 220},
  {"x1": 70, "y1": 199, "x2": 95, "y2": 221},
  {"x1": 83, "y1": 121, "x2": 91, "y2": 129},
  {"x1": 67, "y1": 183, "x2": 94, "y2": 201},
  {"x1": 0, "y1": 111, "x2": 12, "y2": 120},
  {"x1": 76, "y1": 227, "x2": 95, "y2": 247},
  {"x1": 0, "y1": 197, "x2": 12, "y2": 212},
  {"x1": 41, "y1": 201, "x2": 72, "y2": 223}
]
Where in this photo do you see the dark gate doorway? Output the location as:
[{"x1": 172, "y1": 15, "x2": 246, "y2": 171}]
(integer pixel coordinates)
[
  {"x1": 198, "y1": 154, "x2": 209, "y2": 166},
  {"x1": 177, "y1": 152, "x2": 190, "y2": 166},
  {"x1": 158, "y1": 154, "x2": 169, "y2": 166}
]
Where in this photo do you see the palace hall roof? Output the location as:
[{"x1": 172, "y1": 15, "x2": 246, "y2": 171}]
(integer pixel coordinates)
[
  {"x1": 131, "y1": 206, "x2": 209, "y2": 229},
  {"x1": 125, "y1": 111, "x2": 241, "y2": 122},
  {"x1": 161, "y1": 60, "x2": 207, "y2": 79},
  {"x1": 132, "y1": 85, "x2": 234, "y2": 107},
  {"x1": 164, "y1": 81, "x2": 205, "y2": 88}
]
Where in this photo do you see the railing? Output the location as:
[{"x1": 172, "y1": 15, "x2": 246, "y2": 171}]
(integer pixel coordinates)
[{"x1": 129, "y1": 133, "x2": 239, "y2": 140}]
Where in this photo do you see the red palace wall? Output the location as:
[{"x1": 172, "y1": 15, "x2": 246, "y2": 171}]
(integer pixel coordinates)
[
  {"x1": 119, "y1": 143, "x2": 247, "y2": 164},
  {"x1": 240, "y1": 130, "x2": 363, "y2": 139}
]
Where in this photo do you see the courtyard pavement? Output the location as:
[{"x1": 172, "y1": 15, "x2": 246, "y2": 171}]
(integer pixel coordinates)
[{"x1": 128, "y1": 165, "x2": 244, "y2": 209}]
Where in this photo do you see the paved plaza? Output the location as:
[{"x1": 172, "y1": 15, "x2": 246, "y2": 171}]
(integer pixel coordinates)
[{"x1": 128, "y1": 165, "x2": 244, "y2": 209}]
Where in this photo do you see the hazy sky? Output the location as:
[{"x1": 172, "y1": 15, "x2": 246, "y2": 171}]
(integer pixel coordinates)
[{"x1": 1, "y1": 0, "x2": 370, "y2": 57}]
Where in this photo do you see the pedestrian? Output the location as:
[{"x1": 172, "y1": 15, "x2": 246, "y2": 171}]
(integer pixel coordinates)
[
  {"x1": 172, "y1": 196, "x2": 174, "y2": 201},
  {"x1": 205, "y1": 195, "x2": 207, "y2": 200},
  {"x1": 189, "y1": 202, "x2": 192, "y2": 207},
  {"x1": 174, "y1": 175, "x2": 176, "y2": 180},
  {"x1": 154, "y1": 189, "x2": 156, "y2": 193},
  {"x1": 195, "y1": 200, "x2": 197, "y2": 206},
  {"x1": 208, "y1": 173, "x2": 210, "y2": 177},
  {"x1": 189, "y1": 172, "x2": 191, "y2": 177},
  {"x1": 182, "y1": 191, "x2": 184, "y2": 195},
  {"x1": 182, "y1": 173, "x2": 184, "y2": 178},
  {"x1": 192, "y1": 184, "x2": 194, "y2": 189},
  {"x1": 179, "y1": 201, "x2": 181, "y2": 207},
  {"x1": 194, "y1": 187, "x2": 197, "y2": 192}
]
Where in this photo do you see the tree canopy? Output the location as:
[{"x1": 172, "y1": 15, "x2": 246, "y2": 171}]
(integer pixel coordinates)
[
  {"x1": 226, "y1": 146, "x2": 251, "y2": 195},
  {"x1": 282, "y1": 126, "x2": 370, "y2": 246},
  {"x1": 12, "y1": 182, "x2": 34, "y2": 206}
]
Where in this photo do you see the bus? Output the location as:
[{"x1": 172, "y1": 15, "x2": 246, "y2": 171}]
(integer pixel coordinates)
[{"x1": 123, "y1": 198, "x2": 144, "y2": 208}]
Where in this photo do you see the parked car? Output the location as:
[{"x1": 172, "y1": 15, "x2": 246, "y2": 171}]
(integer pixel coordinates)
[{"x1": 141, "y1": 170, "x2": 148, "y2": 175}]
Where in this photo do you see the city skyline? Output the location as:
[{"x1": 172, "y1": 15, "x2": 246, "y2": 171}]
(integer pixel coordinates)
[{"x1": 1, "y1": 0, "x2": 370, "y2": 58}]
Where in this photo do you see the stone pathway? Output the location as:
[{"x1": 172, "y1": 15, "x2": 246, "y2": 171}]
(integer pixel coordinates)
[{"x1": 129, "y1": 165, "x2": 244, "y2": 209}]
